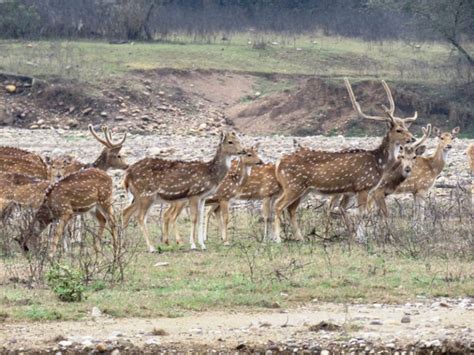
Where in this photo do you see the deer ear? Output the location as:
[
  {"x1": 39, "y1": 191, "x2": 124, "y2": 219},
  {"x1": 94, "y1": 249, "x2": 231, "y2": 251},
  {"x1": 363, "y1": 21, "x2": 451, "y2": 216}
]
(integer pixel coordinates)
[
  {"x1": 433, "y1": 127, "x2": 441, "y2": 137},
  {"x1": 44, "y1": 156, "x2": 52, "y2": 164},
  {"x1": 452, "y1": 127, "x2": 460, "y2": 137},
  {"x1": 219, "y1": 131, "x2": 226, "y2": 143},
  {"x1": 415, "y1": 145, "x2": 426, "y2": 156}
]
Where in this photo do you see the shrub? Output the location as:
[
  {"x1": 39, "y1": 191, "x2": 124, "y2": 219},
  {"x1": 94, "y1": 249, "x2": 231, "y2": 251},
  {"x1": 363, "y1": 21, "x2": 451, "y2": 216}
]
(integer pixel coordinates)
[{"x1": 46, "y1": 263, "x2": 85, "y2": 302}]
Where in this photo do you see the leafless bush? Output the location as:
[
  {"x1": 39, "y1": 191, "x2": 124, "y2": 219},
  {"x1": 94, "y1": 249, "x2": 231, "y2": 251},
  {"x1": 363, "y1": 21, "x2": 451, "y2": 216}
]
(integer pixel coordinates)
[{"x1": 0, "y1": 206, "x2": 140, "y2": 288}]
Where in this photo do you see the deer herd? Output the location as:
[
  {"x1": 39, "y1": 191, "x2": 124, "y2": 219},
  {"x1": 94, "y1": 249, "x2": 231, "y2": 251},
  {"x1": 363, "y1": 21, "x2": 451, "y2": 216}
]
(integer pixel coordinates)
[{"x1": 0, "y1": 79, "x2": 471, "y2": 257}]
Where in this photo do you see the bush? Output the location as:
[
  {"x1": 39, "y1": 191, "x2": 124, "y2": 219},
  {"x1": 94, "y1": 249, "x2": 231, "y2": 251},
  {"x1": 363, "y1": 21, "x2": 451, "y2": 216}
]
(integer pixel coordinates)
[{"x1": 46, "y1": 263, "x2": 85, "y2": 302}]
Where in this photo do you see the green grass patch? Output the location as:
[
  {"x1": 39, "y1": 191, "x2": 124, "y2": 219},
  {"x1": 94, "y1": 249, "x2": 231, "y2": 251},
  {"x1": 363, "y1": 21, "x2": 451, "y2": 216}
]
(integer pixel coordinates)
[{"x1": 0, "y1": 34, "x2": 467, "y2": 85}]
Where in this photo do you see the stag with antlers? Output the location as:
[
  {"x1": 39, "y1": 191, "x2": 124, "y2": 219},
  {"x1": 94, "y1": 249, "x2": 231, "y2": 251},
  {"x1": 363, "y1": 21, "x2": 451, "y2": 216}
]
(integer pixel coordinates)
[
  {"x1": 18, "y1": 125, "x2": 128, "y2": 256},
  {"x1": 272, "y1": 78, "x2": 418, "y2": 242},
  {"x1": 122, "y1": 131, "x2": 246, "y2": 252}
]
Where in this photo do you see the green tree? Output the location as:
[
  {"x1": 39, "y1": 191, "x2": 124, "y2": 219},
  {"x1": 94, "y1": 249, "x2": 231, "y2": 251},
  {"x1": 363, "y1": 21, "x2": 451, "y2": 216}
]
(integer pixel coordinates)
[
  {"x1": 371, "y1": 0, "x2": 474, "y2": 65},
  {"x1": 0, "y1": 0, "x2": 40, "y2": 39}
]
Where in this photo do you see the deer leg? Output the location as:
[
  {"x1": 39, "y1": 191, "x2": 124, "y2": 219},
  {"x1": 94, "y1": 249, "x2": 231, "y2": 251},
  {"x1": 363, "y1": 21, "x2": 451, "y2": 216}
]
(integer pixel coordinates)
[
  {"x1": 273, "y1": 188, "x2": 305, "y2": 243},
  {"x1": 98, "y1": 204, "x2": 119, "y2": 257},
  {"x1": 122, "y1": 198, "x2": 139, "y2": 228},
  {"x1": 354, "y1": 191, "x2": 369, "y2": 243},
  {"x1": 135, "y1": 196, "x2": 156, "y2": 253},
  {"x1": 163, "y1": 204, "x2": 175, "y2": 245},
  {"x1": 94, "y1": 209, "x2": 107, "y2": 254},
  {"x1": 219, "y1": 200, "x2": 230, "y2": 245},
  {"x1": 50, "y1": 211, "x2": 73, "y2": 258},
  {"x1": 262, "y1": 197, "x2": 272, "y2": 242},
  {"x1": 204, "y1": 204, "x2": 219, "y2": 242},
  {"x1": 165, "y1": 201, "x2": 186, "y2": 245},
  {"x1": 197, "y1": 198, "x2": 207, "y2": 250},
  {"x1": 188, "y1": 197, "x2": 200, "y2": 250},
  {"x1": 287, "y1": 197, "x2": 304, "y2": 241}
]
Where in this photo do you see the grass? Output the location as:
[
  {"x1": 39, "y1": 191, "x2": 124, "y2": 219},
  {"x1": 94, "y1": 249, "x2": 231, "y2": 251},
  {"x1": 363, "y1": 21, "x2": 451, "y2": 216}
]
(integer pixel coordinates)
[
  {"x1": 0, "y1": 34, "x2": 468, "y2": 85},
  {"x1": 1, "y1": 206, "x2": 472, "y2": 322}
]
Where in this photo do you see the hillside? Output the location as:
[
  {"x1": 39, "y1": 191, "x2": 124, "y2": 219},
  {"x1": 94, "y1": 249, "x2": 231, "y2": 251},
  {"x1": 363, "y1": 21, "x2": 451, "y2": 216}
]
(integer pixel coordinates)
[{"x1": 1, "y1": 37, "x2": 473, "y2": 136}]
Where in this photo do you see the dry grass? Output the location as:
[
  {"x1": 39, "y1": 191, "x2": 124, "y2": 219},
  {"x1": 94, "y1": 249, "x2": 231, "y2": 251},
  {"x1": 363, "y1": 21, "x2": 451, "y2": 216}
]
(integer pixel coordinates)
[{"x1": 0, "y1": 187, "x2": 472, "y2": 322}]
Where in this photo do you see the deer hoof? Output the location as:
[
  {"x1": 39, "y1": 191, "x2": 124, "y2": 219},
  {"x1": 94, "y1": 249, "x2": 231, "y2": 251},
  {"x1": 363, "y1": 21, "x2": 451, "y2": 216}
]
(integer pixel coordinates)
[
  {"x1": 223, "y1": 241, "x2": 231, "y2": 246},
  {"x1": 190, "y1": 243, "x2": 197, "y2": 250},
  {"x1": 200, "y1": 244, "x2": 207, "y2": 251},
  {"x1": 148, "y1": 247, "x2": 156, "y2": 253}
]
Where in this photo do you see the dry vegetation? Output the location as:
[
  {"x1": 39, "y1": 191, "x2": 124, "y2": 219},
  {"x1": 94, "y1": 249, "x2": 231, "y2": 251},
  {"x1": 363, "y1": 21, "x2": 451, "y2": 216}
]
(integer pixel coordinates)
[{"x1": 1, "y1": 186, "x2": 472, "y2": 322}]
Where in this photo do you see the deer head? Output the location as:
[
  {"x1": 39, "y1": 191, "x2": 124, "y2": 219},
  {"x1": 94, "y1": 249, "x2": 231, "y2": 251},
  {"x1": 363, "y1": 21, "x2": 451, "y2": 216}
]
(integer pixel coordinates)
[
  {"x1": 217, "y1": 131, "x2": 246, "y2": 159},
  {"x1": 240, "y1": 144, "x2": 264, "y2": 168},
  {"x1": 88, "y1": 125, "x2": 128, "y2": 170},
  {"x1": 344, "y1": 78, "x2": 417, "y2": 151},
  {"x1": 433, "y1": 126, "x2": 460, "y2": 153},
  {"x1": 397, "y1": 124, "x2": 431, "y2": 177}
]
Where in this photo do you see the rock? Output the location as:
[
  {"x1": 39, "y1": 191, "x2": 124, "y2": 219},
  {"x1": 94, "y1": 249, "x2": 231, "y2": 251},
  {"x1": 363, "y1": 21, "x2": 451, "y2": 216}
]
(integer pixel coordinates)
[
  {"x1": 145, "y1": 338, "x2": 160, "y2": 345},
  {"x1": 401, "y1": 315, "x2": 411, "y2": 323},
  {"x1": 5, "y1": 85, "x2": 16, "y2": 93},
  {"x1": 82, "y1": 107, "x2": 93, "y2": 115},
  {"x1": 95, "y1": 342, "x2": 107, "y2": 352},
  {"x1": 111, "y1": 349, "x2": 120, "y2": 355},
  {"x1": 154, "y1": 262, "x2": 169, "y2": 267},
  {"x1": 58, "y1": 340, "x2": 72, "y2": 347},
  {"x1": 100, "y1": 111, "x2": 108, "y2": 117},
  {"x1": 91, "y1": 306, "x2": 102, "y2": 318},
  {"x1": 370, "y1": 320, "x2": 383, "y2": 325}
]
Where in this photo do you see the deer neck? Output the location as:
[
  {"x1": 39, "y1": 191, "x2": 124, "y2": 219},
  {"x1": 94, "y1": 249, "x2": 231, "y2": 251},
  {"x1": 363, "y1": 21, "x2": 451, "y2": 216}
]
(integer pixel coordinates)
[
  {"x1": 91, "y1": 151, "x2": 108, "y2": 171},
  {"x1": 234, "y1": 159, "x2": 252, "y2": 186},
  {"x1": 208, "y1": 146, "x2": 233, "y2": 183},
  {"x1": 431, "y1": 143, "x2": 447, "y2": 174},
  {"x1": 373, "y1": 133, "x2": 398, "y2": 171}
]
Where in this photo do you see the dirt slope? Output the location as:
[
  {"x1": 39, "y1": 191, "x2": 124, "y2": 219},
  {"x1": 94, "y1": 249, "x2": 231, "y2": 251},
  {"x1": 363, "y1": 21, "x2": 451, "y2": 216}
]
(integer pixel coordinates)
[{"x1": 1, "y1": 69, "x2": 473, "y2": 136}]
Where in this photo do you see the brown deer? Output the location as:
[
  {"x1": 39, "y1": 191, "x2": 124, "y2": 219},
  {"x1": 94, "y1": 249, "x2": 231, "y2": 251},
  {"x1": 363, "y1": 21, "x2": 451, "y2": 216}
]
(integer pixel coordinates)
[
  {"x1": 0, "y1": 146, "x2": 52, "y2": 181},
  {"x1": 122, "y1": 131, "x2": 246, "y2": 252},
  {"x1": 18, "y1": 126, "x2": 128, "y2": 256},
  {"x1": 467, "y1": 143, "x2": 474, "y2": 173},
  {"x1": 395, "y1": 126, "x2": 460, "y2": 207},
  {"x1": 272, "y1": 78, "x2": 417, "y2": 242},
  {"x1": 20, "y1": 168, "x2": 118, "y2": 256},
  {"x1": 368, "y1": 124, "x2": 431, "y2": 216},
  {"x1": 0, "y1": 172, "x2": 50, "y2": 220},
  {"x1": 162, "y1": 145, "x2": 264, "y2": 245}
]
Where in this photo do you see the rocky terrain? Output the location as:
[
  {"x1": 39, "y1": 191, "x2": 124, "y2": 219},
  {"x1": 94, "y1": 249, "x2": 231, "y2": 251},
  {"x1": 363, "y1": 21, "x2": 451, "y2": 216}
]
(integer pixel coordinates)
[
  {"x1": 2, "y1": 70, "x2": 473, "y2": 137},
  {"x1": 0, "y1": 127, "x2": 471, "y2": 188},
  {"x1": 1, "y1": 298, "x2": 473, "y2": 353}
]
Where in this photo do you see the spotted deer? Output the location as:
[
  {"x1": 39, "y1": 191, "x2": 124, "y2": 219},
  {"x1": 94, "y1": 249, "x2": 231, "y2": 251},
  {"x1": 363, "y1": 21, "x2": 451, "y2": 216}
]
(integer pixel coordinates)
[
  {"x1": 18, "y1": 126, "x2": 128, "y2": 256},
  {"x1": 0, "y1": 146, "x2": 52, "y2": 181},
  {"x1": 467, "y1": 143, "x2": 474, "y2": 173},
  {"x1": 20, "y1": 169, "x2": 118, "y2": 256},
  {"x1": 394, "y1": 126, "x2": 460, "y2": 207},
  {"x1": 0, "y1": 172, "x2": 49, "y2": 220},
  {"x1": 162, "y1": 145, "x2": 264, "y2": 245},
  {"x1": 368, "y1": 124, "x2": 431, "y2": 216},
  {"x1": 122, "y1": 131, "x2": 246, "y2": 252},
  {"x1": 272, "y1": 78, "x2": 418, "y2": 242}
]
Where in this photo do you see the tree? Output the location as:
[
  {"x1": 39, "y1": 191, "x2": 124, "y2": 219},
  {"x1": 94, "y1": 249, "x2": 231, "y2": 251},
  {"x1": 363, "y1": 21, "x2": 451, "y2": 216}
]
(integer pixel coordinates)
[{"x1": 371, "y1": 0, "x2": 474, "y2": 65}]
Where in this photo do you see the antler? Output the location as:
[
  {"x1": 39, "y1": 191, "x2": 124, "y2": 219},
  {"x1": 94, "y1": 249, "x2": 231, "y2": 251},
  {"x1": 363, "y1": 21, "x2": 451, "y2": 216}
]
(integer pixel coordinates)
[
  {"x1": 103, "y1": 126, "x2": 127, "y2": 148},
  {"x1": 381, "y1": 80, "x2": 395, "y2": 116},
  {"x1": 344, "y1": 78, "x2": 389, "y2": 122},
  {"x1": 413, "y1": 124, "x2": 431, "y2": 148},
  {"x1": 88, "y1": 124, "x2": 110, "y2": 147}
]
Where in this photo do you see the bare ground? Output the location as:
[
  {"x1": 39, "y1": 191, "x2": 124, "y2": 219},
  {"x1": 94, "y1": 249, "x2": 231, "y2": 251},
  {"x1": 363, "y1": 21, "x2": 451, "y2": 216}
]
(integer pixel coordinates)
[
  {"x1": 2, "y1": 69, "x2": 473, "y2": 137},
  {"x1": 1, "y1": 300, "x2": 473, "y2": 353}
]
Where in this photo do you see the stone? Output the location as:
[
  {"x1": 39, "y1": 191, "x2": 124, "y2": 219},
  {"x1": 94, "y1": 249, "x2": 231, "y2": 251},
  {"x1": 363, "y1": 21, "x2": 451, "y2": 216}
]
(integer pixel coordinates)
[
  {"x1": 95, "y1": 342, "x2": 107, "y2": 352},
  {"x1": 5, "y1": 85, "x2": 16, "y2": 93},
  {"x1": 91, "y1": 306, "x2": 102, "y2": 318},
  {"x1": 58, "y1": 340, "x2": 72, "y2": 347},
  {"x1": 401, "y1": 316, "x2": 411, "y2": 323}
]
